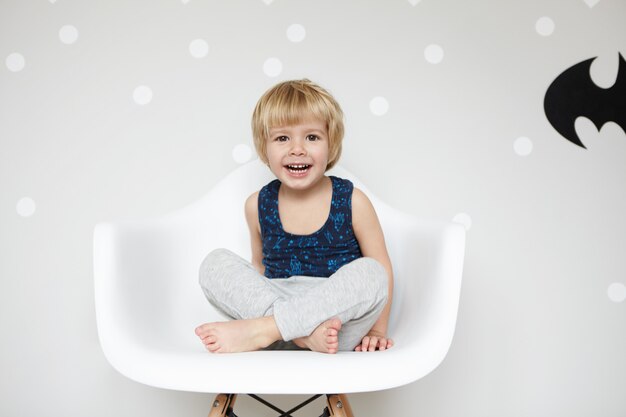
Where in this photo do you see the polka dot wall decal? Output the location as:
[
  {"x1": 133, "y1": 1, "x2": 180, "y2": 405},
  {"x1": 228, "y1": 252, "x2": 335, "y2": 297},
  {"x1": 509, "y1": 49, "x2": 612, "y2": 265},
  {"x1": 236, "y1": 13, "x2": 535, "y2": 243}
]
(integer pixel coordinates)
[
  {"x1": 608, "y1": 283, "x2": 626, "y2": 303},
  {"x1": 16, "y1": 197, "x2": 36, "y2": 217},
  {"x1": 59, "y1": 25, "x2": 79, "y2": 44},
  {"x1": 408, "y1": 0, "x2": 421, "y2": 5},
  {"x1": 6, "y1": 53, "x2": 25, "y2": 72},
  {"x1": 133, "y1": 86, "x2": 153, "y2": 105},
  {"x1": 424, "y1": 44, "x2": 444, "y2": 64},
  {"x1": 181, "y1": 0, "x2": 191, "y2": 3},
  {"x1": 49, "y1": 0, "x2": 57, "y2": 3},
  {"x1": 287, "y1": 24, "x2": 306, "y2": 43},
  {"x1": 535, "y1": 17, "x2": 555, "y2": 36},
  {"x1": 262, "y1": 0, "x2": 274, "y2": 4},
  {"x1": 369, "y1": 97, "x2": 389, "y2": 116},
  {"x1": 232, "y1": 144, "x2": 253, "y2": 164},
  {"x1": 514, "y1": 136, "x2": 533, "y2": 156},
  {"x1": 263, "y1": 58, "x2": 283, "y2": 77},
  {"x1": 583, "y1": 0, "x2": 600, "y2": 8},
  {"x1": 189, "y1": 39, "x2": 209, "y2": 58},
  {"x1": 452, "y1": 213, "x2": 472, "y2": 231}
]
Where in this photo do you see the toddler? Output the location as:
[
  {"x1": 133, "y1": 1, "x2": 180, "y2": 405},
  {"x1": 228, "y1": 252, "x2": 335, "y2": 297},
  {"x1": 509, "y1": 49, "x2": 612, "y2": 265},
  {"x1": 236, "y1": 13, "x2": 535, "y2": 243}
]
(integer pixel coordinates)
[{"x1": 195, "y1": 79, "x2": 394, "y2": 354}]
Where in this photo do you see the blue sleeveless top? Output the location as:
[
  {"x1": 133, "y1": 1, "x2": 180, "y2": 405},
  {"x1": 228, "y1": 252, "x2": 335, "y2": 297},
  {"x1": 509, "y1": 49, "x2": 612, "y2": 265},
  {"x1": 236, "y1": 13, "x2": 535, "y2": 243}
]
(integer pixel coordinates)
[{"x1": 258, "y1": 176, "x2": 362, "y2": 279}]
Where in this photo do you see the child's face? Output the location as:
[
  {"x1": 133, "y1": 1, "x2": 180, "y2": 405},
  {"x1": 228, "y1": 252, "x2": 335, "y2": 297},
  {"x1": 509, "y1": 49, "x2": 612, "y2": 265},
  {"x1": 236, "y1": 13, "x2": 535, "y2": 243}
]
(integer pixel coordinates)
[{"x1": 266, "y1": 118, "x2": 330, "y2": 191}]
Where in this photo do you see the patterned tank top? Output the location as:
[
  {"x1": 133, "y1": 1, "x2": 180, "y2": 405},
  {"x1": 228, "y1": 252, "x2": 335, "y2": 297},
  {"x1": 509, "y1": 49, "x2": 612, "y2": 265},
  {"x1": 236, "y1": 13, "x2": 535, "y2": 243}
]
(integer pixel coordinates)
[{"x1": 258, "y1": 176, "x2": 363, "y2": 279}]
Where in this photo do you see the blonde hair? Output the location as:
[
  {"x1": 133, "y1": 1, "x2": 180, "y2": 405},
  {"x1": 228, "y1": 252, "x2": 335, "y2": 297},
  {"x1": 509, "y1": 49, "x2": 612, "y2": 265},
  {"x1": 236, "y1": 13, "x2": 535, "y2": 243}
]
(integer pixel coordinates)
[{"x1": 251, "y1": 79, "x2": 344, "y2": 171}]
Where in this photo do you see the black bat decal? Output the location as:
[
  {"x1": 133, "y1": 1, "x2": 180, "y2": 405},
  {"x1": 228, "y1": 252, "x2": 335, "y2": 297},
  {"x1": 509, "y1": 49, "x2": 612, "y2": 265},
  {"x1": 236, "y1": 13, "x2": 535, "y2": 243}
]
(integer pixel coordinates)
[{"x1": 544, "y1": 53, "x2": 626, "y2": 148}]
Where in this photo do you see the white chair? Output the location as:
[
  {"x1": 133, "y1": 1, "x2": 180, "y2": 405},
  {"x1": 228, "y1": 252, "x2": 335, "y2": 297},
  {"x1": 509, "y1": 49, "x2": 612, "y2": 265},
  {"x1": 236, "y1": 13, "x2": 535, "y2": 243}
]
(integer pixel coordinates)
[{"x1": 93, "y1": 160, "x2": 465, "y2": 416}]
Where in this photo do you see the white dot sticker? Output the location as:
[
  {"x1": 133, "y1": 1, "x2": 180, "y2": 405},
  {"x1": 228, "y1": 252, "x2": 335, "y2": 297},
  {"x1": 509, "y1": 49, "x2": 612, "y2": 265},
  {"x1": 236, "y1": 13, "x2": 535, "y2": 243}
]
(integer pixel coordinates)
[
  {"x1": 287, "y1": 24, "x2": 306, "y2": 43},
  {"x1": 59, "y1": 25, "x2": 79, "y2": 44},
  {"x1": 369, "y1": 97, "x2": 389, "y2": 116},
  {"x1": 232, "y1": 144, "x2": 253, "y2": 164},
  {"x1": 262, "y1": 0, "x2": 274, "y2": 4},
  {"x1": 6, "y1": 53, "x2": 25, "y2": 72},
  {"x1": 189, "y1": 39, "x2": 209, "y2": 58},
  {"x1": 514, "y1": 137, "x2": 533, "y2": 156},
  {"x1": 408, "y1": 0, "x2": 421, "y2": 5},
  {"x1": 535, "y1": 17, "x2": 555, "y2": 36},
  {"x1": 608, "y1": 283, "x2": 626, "y2": 303},
  {"x1": 424, "y1": 44, "x2": 444, "y2": 64},
  {"x1": 583, "y1": 0, "x2": 600, "y2": 8},
  {"x1": 16, "y1": 197, "x2": 36, "y2": 217},
  {"x1": 133, "y1": 85, "x2": 153, "y2": 105},
  {"x1": 453, "y1": 213, "x2": 472, "y2": 231},
  {"x1": 263, "y1": 58, "x2": 283, "y2": 77}
]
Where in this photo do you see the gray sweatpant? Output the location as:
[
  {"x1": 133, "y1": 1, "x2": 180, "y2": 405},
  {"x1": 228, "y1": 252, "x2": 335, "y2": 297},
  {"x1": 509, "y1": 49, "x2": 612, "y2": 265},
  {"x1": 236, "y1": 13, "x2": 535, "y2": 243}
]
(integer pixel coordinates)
[{"x1": 199, "y1": 248, "x2": 388, "y2": 351}]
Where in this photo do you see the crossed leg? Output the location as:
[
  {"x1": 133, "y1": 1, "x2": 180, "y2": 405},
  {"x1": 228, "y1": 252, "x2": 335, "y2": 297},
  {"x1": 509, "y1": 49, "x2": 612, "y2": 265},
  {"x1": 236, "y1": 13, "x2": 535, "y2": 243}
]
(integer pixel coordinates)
[{"x1": 196, "y1": 249, "x2": 387, "y2": 353}]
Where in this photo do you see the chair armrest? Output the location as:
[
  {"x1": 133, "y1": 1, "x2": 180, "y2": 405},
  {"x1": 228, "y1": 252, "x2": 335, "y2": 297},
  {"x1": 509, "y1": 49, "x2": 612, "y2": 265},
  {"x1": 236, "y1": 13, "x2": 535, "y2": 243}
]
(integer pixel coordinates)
[{"x1": 384, "y1": 214, "x2": 466, "y2": 379}]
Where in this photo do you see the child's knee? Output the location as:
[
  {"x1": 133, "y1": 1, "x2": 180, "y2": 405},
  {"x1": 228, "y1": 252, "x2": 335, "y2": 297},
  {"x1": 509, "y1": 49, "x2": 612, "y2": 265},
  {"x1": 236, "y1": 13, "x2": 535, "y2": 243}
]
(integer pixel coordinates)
[
  {"x1": 199, "y1": 248, "x2": 235, "y2": 286},
  {"x1": 356, "y1": 257, "x2": 388, "y2": 300}
]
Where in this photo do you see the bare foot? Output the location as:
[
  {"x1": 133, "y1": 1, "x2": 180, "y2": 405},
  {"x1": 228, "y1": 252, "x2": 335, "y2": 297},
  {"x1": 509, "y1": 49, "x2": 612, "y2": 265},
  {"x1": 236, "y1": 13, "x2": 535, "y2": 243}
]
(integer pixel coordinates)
[
  {"x1": 195, "y1": 316, "x2": 281, "y2": 353},
  {"x1": 293, "y1": 318, "x2": 342, "y2": 354}
]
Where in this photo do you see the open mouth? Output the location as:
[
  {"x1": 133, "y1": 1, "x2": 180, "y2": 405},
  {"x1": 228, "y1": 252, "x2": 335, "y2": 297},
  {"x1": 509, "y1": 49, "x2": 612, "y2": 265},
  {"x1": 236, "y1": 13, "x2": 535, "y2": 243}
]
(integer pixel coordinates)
[{"x1": 285, "y1": 164, "x2": 311, "y2": 174}]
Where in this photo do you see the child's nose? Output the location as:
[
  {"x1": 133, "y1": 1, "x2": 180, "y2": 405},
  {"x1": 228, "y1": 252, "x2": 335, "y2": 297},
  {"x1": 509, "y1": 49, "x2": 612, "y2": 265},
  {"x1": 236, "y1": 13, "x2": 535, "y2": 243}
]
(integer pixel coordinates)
[{"x1": 289, "y1": 140, "x2": 307, "y2": 155}]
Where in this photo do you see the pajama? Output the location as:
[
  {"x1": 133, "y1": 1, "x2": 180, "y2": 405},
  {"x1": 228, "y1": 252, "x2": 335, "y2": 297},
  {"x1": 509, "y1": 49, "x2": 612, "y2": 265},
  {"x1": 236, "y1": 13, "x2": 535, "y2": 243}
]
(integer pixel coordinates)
[{"x1": 199, "y1": 248, "x2": 388, "y2": 351}]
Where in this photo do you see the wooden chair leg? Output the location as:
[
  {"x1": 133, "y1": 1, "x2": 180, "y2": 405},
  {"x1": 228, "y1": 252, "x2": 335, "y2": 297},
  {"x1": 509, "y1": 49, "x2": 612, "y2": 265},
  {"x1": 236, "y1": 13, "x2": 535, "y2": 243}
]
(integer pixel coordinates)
[
  {"x1": 326, "y1": 394, "x2": 355, "y2": 417},
  {"x1": 208, "y1": 393, "x2": 237, "y2": 417}
]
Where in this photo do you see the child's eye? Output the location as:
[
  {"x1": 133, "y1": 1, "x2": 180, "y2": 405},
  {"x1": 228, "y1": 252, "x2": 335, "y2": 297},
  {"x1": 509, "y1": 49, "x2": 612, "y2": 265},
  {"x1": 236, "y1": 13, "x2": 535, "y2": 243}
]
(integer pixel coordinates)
[
  {"x1": 306, "y1": 135, "x2": 319, "y2": 141},
  {"x1": 275, "y1": 136, "x2": 289, "y2": 142}
]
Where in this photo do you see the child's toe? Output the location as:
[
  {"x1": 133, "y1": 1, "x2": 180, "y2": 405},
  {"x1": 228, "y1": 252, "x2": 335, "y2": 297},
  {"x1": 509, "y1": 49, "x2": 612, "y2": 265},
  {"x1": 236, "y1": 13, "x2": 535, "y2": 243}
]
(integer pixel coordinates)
[
  {"x1": 202, "y1": 335, "x2": 216, "y2": 345},
  {"x1": 195, "y1": 323, "x2": 213, "y2": 336},
  {"x1": 206, "y1": 342, "x2": 220, "y2": 353}
]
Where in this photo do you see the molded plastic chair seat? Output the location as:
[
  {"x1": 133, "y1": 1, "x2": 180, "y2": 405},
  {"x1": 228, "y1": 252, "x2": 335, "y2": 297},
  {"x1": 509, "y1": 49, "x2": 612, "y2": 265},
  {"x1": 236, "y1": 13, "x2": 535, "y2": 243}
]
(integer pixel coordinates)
[{"x1": 93, "y1": 160, "x2": 465, "y2": 395}]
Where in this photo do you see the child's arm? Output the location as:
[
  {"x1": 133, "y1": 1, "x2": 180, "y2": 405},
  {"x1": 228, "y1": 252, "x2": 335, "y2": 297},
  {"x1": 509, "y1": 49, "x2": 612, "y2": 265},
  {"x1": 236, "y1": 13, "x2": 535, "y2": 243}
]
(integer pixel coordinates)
[
  {"x1": 352, "y1": 188, "x2": 394, "y2": 351},
  {"x1": 245, "y1": 192, "x2": 265, "y2": 275}
]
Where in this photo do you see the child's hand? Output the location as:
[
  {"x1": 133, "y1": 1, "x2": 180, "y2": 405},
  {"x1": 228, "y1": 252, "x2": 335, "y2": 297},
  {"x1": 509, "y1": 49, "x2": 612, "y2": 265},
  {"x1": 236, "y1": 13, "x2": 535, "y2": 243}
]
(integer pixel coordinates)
[{"x1": 354, "y1": 330, "x2": 394, "y2": 352}]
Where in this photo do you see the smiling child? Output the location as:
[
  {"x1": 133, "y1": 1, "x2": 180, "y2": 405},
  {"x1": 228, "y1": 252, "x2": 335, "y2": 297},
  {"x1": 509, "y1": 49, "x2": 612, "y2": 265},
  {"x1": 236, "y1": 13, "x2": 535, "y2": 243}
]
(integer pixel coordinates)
[{"x1": 195, "y1": 79, "x2": 394, "y2": 354}]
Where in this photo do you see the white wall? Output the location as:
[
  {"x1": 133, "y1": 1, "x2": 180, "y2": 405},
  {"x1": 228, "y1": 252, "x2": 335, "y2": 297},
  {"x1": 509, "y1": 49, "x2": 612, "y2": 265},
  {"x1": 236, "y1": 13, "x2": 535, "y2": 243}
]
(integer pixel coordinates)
[{"x1": 1, "y1": 0, "x2": 625, "y2": 416}]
